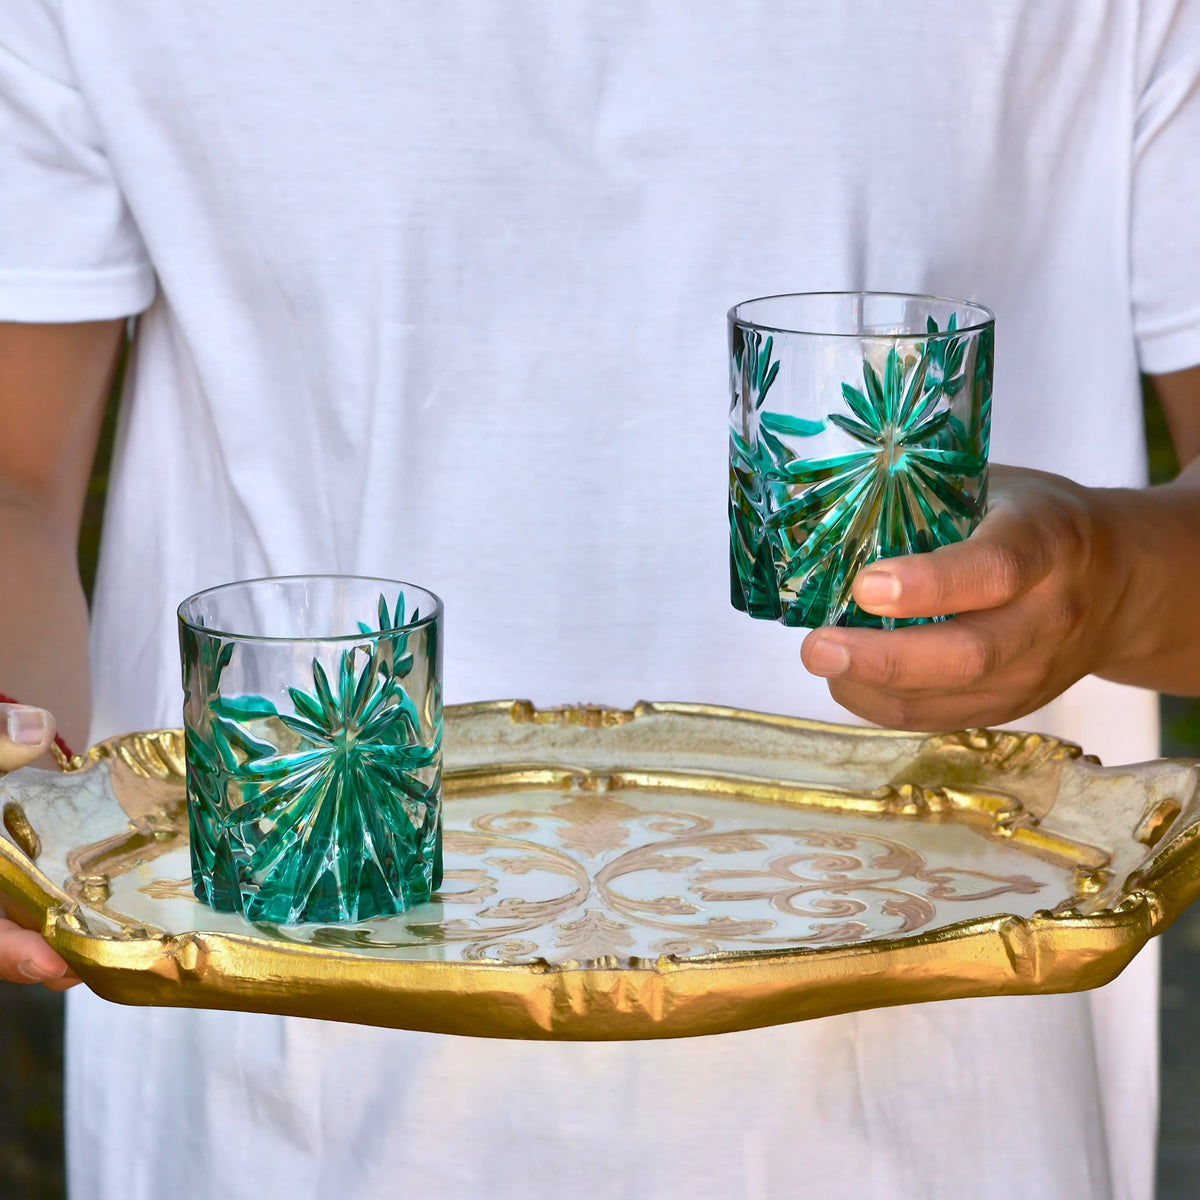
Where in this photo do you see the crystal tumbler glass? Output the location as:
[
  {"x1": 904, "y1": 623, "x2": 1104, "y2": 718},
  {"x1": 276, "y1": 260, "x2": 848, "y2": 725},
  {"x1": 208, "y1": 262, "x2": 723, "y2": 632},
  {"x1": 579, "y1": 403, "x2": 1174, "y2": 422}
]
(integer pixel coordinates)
[
  {"x1": 728, "y1": 292, "x2": 994, "y2": 629},
  {"x1": 178, "y1": 575, "x2": 443, "y2": 923}
]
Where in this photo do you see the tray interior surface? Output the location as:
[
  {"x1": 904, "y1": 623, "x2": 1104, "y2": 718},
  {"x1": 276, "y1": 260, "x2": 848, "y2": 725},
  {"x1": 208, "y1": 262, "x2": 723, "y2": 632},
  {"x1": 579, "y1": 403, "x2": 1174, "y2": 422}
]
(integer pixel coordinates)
[{"x1": 10, "y1": 765, "x2": 1087, "y2": 965}]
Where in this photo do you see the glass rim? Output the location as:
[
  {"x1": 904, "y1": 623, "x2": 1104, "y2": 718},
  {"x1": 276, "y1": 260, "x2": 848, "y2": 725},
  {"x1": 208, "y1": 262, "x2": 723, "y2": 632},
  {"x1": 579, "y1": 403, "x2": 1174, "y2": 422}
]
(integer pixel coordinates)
[
  {"x1": 727, "y1": 290, "x2": 995, "y2": 339},
  {"x1": 177, "y1": 573, "x2": 444, "y2": 644}
]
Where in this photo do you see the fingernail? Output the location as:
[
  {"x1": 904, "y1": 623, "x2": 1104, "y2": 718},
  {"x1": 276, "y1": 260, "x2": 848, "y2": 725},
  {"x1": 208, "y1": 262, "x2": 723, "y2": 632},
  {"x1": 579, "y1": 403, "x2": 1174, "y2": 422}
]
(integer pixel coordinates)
[
  {"x1": 16, "y1": 957, "x2": 62, "y2": 983},
  {"x1": 7, "y1": 707, "x2": 49, "y2": 746},
  {"x1": 807, "y1": 639, "x2": 851, "y2": 677},
  {"x1": 858, "y1": 571, "x2": 901, "y2": 608}
]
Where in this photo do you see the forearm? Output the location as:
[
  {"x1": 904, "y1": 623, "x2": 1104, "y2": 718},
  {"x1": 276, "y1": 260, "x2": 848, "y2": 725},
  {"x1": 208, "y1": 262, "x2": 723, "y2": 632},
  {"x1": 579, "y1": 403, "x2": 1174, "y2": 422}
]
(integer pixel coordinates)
[
  {"x1": 0, "y1": 494, "x2": 89, "y2": 981},
  {"x1": 1095, "y1": 456, "x2": 1200, "y2": 694},
  {"x1": 0, "y1": 318, "x2": 125, "y2": 753},
  {"x1": 0, "y1": 496, "x2": 92, "y2": 750}
]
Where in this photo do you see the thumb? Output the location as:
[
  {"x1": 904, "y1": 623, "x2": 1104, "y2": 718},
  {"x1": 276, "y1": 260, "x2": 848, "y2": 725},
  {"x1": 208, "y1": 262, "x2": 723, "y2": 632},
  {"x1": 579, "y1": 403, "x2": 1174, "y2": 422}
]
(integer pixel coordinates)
[
  {"x1": 851, "y1": 502, "x2": 1053, "y2": 620},
  {"x1": 0, "y1": 704, "x2": 57, "y2": 773}
]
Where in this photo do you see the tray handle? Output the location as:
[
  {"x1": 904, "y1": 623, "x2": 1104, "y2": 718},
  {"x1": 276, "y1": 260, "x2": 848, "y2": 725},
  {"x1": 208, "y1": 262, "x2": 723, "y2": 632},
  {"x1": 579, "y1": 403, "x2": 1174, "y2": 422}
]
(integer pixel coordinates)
[
  {"x1": 1126, "y1": 759, "x2": 1200, "y2": 933},
  {"x1": 2, "y1": 801, "x2": 41, "y2": 861}
]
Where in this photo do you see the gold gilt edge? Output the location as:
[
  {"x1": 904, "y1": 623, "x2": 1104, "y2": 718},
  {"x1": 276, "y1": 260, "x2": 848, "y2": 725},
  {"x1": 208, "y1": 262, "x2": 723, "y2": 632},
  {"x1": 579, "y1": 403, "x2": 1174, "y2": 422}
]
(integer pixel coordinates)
[
  {"x1": 507, "y1": 698, "x2": 1096, "y2": 755},
  {"x1": 0, "y1": 703, "x2": 1197, "y2": 1040}
]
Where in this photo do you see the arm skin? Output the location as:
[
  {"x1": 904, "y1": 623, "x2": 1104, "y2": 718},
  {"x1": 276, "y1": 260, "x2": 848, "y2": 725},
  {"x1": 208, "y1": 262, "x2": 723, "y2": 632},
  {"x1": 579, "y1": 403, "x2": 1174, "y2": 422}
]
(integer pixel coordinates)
[
  {"x1": 0, "y1": 319, "x2": 125, "y2": 988},
  {"x1": 801, "y1": 365, "x2": 1200, "y2": 731}
]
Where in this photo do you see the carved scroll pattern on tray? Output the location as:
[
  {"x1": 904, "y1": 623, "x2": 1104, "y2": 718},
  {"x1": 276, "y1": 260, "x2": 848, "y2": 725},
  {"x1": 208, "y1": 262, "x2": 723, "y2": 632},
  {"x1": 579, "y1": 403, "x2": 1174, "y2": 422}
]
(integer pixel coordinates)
[
  {"x1": 132, "y1": 788, "x2": 1052, "y2": 965},
  {"x1": 595, "y1": 826, "x2": 1047, "y2": 956}
]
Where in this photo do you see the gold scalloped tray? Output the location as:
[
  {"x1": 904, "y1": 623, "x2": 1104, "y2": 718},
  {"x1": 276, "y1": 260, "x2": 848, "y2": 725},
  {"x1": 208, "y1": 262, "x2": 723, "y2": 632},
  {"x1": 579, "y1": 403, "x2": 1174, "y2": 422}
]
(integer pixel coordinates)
[{"x1": 2, "y1": 700, "x2": 1199, "y2": 1040}]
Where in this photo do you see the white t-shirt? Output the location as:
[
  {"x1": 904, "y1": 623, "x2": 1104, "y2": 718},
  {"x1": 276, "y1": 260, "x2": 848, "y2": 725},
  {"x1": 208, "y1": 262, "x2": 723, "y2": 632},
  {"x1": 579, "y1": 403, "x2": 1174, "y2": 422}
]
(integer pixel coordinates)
[{"x1": 3, "y1": 3, "x2": 1200, "y2": 1198}]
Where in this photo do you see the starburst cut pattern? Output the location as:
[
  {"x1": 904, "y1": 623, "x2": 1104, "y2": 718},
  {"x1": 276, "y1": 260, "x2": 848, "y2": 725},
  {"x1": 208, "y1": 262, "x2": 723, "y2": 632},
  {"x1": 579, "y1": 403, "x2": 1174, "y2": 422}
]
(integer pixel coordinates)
[
  {"x1": 183, "y1": 592, "x2": 442, "y2": 924},
  {"x1": 730, "y1": 315, "x2": 993, "y2": 628}
]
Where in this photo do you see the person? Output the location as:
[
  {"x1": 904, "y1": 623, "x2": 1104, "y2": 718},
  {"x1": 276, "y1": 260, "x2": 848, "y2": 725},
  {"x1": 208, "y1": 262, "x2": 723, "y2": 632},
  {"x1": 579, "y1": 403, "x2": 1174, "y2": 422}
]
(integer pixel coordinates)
[{"x1": 1, "y1": 3, "x2": 1198, "y2": 1198}]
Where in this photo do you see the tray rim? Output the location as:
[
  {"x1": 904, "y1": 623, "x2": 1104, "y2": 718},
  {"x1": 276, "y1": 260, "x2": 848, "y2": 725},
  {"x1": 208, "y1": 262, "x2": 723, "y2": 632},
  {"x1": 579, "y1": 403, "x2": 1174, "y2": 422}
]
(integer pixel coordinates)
[{"x1": 1, "y1": 699, "x2": 1198, "y2": 1040}]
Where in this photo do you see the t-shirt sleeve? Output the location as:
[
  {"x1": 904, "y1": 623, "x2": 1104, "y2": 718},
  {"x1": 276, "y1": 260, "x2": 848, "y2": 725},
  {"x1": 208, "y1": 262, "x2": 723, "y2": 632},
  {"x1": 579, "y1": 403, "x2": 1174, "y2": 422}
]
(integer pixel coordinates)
[
  {"x1": 1132, "y1": 0, "x2": 1200, "y2": 375},
  {"x1": 0, "y1": 4, "x2": 155, "y2": 321}
]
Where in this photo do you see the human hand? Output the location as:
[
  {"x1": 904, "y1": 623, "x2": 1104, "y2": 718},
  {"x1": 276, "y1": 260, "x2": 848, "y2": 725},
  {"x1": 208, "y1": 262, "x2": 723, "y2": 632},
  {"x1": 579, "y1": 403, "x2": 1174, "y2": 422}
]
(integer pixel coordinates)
[
  {"x1": 0, "y1": 701, "x2": 57, "y2": 773},
  {"x1": 799, "y1": 466, "x2": 1125, "y2": 731},
  {"x1": 0, "y1": 702, "x2": 78, "y2": 988}
]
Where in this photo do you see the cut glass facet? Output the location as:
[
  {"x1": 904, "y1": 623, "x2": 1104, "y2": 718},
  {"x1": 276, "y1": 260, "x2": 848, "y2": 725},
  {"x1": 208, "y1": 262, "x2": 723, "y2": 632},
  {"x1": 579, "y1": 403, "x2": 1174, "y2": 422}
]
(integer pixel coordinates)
[{"x1": 180, "y1": 578, "x2": 443, "y2": 924}]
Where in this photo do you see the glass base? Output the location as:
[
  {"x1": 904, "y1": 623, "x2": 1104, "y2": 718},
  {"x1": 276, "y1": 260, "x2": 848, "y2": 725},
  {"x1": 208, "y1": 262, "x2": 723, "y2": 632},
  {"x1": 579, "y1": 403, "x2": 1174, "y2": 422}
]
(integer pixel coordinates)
[{"x1": 187, "y1": 780, "x2": 443, "y2": 925}]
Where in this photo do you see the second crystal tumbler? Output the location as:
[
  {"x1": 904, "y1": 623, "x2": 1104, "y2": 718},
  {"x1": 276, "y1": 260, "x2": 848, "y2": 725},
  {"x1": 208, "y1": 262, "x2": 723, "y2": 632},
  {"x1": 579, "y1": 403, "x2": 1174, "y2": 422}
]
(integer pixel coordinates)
[
  {"x1": 729, "y1": 292, "x2": 994, "y2": 629},
  {"x1": 179, "y1": 575, "x2": 443, "y2": 923}
]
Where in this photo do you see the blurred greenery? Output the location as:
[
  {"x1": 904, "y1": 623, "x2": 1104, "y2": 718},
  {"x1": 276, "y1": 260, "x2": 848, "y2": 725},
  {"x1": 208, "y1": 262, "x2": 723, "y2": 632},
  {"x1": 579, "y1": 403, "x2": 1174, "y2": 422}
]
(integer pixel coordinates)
[
  {"x1": 1144, "y1": 375, "x2": 1200, "y2": 1200},
  {"x1": 0, "y1": 366, "x2": 1196, "y2": 1200},
  {"x1": 76, "y1": 338, "x2": 127, "y2": 601},
  {"x1": 0, "y1": 983, "x2": 66, "y2": 1198},
  {"x1": 1145, "y1": 375, "x2": 1182, "y2": 486}
]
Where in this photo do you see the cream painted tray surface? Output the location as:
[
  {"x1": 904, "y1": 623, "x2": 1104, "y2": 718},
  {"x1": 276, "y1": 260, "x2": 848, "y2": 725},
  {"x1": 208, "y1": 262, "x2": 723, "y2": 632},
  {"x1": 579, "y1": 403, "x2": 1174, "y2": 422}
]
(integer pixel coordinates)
[{"x1": 1, "y1": 700, "x2": 1199, "y2": 1040}]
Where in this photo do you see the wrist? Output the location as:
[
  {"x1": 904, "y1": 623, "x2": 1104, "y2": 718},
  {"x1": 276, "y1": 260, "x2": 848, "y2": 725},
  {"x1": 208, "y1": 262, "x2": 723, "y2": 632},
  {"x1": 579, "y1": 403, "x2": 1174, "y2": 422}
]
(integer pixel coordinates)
[{"x1": 1087, "y1": 482, "x2": 1192, "y2": 689}]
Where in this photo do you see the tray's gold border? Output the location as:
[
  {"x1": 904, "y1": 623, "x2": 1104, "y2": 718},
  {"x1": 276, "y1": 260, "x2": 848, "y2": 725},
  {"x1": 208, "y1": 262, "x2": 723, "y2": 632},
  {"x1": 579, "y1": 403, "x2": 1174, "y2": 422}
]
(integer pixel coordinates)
[{"x1": 2, "y1": 701, "x2": 1198, "y2": 1040}]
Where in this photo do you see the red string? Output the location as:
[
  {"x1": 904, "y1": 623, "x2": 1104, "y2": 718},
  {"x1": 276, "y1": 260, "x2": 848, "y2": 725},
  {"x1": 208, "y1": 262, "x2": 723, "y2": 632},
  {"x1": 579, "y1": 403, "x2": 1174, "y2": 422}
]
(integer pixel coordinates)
[{"x1": 0, "y1": 692, "x2": 75, "y2": 762}]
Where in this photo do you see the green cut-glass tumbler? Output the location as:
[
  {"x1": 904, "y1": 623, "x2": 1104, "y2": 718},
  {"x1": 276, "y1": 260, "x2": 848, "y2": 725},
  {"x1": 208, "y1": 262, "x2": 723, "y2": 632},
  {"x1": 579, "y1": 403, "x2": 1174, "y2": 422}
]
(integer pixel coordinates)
[
  {"x1": 728, "y1": 291, "x2": 994, "y2": 629},
  {"x1": 178, "y1": 574, "x2": 443, "y2": 924}
]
